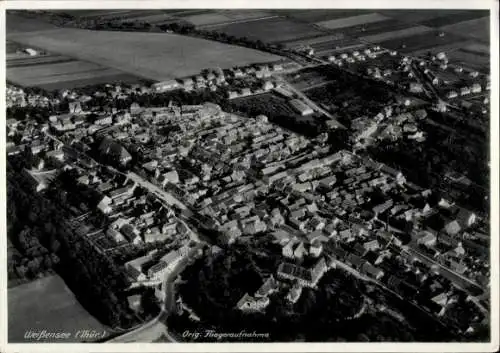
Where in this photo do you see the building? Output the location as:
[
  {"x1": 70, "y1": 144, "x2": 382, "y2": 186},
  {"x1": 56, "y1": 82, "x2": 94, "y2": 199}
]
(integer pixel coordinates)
[
  {"x1": 151, "y1": 80, "x2": 180, "y2": 92},
  {"x1": 289, "y1": 99, "x2": 314, "y2": 116},
  {"x1": 255, "y1": 275, "x2": 279, "y2": 298},
  {"x1": 277, "y1": 258, "x2": 327, "y2": 287},
  {"x1": 127, "y1": 294, "x2": 142, "y2": 312},
  {"x1": 236, "y1": 293, "x2": 269, "y2": 312},
  {"x1": 286, "y1": 283, "x2": 303, "y2": 304}
]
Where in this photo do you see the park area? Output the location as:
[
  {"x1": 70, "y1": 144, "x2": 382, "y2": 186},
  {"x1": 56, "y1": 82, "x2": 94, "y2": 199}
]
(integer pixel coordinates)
[
  {"x1": 8, "y1": 275, "x2": 111, "y2": 342},
  {"x1": 6, "y1": 23, "x2": 284, "y2": 83}
]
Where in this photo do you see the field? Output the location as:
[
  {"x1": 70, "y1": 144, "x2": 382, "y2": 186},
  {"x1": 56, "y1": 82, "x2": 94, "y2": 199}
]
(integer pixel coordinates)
[
  {"x1": 181, "y1": 10, "x2": 273, "y2": 28},
  {"x1": 377, "y1": 31, "x2": 468, "y2": 52},
  {"x1": 7, "y1": 27, "x2": 284, "y2": 82},
  {"x1": 311, "y1": 38, "x2": 365, "y2": 56},
  {"x1": 420, "y1": 10, "x2": 489, "y2": 28},
  {"x1": 360, "y1": 25, "x2": 433, "y2": 43},
  {"x1": 447, "y1": 49, "x2": 490, "y2": 72},
  {"x1": 283, "y1": 34, "x2": 346, "y2": 49},
  {"x1": 338, "y1": 18, "x2": 411, "y2": 38},
  {"x1": 377, "y1": 10, "x2": 466, "y2": 24},
  {"x1": 8, "y1": 275, "x2": 111, "y2": 342},
  {"x1": 316, "y1": 13, "x2": 389, "y2": 30},
  {"x1": 6, "y1": 13, "x2": 58, "y2": 33},
  {"x1": 6, "y1": 51, "x2": 140, "y2": 90},
  {"x1": 271, "y1": 9, "x2": 372, "y2": 24},
  {"x1": 211, "y1": 17, "x2": 325, "y2": 44},
  {"x1": 440, "y1": 17, "x2": 490, "y2": 41}
]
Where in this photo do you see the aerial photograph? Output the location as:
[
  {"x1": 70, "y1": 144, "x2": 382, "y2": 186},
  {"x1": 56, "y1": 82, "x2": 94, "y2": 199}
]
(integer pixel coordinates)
[{"x1": 4, "y1": 7, "x2": 494, "y2": 346}]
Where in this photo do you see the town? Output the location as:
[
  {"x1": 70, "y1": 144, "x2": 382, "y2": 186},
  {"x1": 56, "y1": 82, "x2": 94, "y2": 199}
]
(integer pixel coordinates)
[{"x1": 6, "y1": 8, "x2": 492, "y2": 345}]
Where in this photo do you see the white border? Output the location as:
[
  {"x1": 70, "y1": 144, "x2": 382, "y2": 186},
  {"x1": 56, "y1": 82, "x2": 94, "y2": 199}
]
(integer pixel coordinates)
[{"x1": 0, "y1": 1, "x2": 498, "y2": 352}]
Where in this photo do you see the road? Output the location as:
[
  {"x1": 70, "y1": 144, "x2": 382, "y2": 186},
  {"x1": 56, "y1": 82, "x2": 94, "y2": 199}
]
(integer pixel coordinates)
[
  {"x1": 127, "y1": 171, "x2": 188, "y2": 211},
  {"x1": 107, "y1": 243, "x2": 203, "y2": 343}
]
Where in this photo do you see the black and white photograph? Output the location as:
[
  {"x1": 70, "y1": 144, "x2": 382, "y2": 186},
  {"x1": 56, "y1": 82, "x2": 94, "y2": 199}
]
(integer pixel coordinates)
[{"x1": 1, "y1": 1, "x2": 498, "y2": 352}]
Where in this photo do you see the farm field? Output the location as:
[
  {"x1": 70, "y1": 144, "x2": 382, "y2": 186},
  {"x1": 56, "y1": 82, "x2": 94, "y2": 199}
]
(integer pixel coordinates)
[
  {"x1": 440, "y1": 17, "x2": 490, "y2": 41},
  {"x1": 377, "y1": 31, "x2": 468, "y2": 52},
  {"x1": 338, "y1": 18, "x2": 411, "y2": 38},
  {"x1": 377, "y1": 10, "x2": 466, "y2": 24},
  {"x1": 7, "y1": 27, "x2": 284, "y2": 82},
  {"x1": 283, "y1": 34, "x2": 346, "y2": 49},
  {"x1": 7, "y1": 55, "x2": 140, "y2": 90},
  {"x1": 8, "y1": 275, "x2": 111, "y2": 342},
  {"x1": 6, "y1": 13, "x2": 58, "y2": 33},
  {"x1": 182, "y1": 10, "x2": 273, "y2": 28},
  {"x1": 447, "y1": 50, "x2": 490, "y2": 72},
  {"x1": 420, "y1": 10, "x2": 489, "y2": 28},
  {"x1": 7, "y1": 54, "x2": 74, "y2": 68},
  {"x1": 359, "y1": 25, "x2": 433, "y2": 43},
  {"x1": 271, "y1": 9, "x2": 372, "y2": 24},
  {"x1": 311, "y1": 38, "x2": 365, "y2": 55},
  {"x1": 316, "y1": 13, "x2": 389, "y2": 30},
  {"x1": 211, "y1": 17, "x2": 325, "y2": 43}
]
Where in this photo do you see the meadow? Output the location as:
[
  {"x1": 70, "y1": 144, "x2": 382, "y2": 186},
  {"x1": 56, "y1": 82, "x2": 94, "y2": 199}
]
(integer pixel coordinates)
[
  {"x1": 8, "y1": 275, "x2": 111, "y2": 343},
  {"x1": 7, "y1": 28, "x2": 283, "y2": 82}
]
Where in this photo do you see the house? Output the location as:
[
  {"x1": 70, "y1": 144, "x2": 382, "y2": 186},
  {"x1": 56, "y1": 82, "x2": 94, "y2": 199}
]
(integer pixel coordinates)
[
  {"x1": 361, "y1": 262, "x2": 384, "y2": 280},
  {"x1": 97, "y1": 196, "x2": 113, "y2": 214},
  {"x1": 272, "y1": 230, "x2": 291, "y2": 245},
  {"x1": 417, "y1": 231, "x2": 437, "y2": 246},
  {"x1": 277, "y1": 258, "x2": 327, "y2": 287},
  {"x1": 236, "y1": 293, "x2": 269, "y2": 312},
  {"x1": 363, "y1": 239, "x2": 380, "y2": 252},
  {"x1": 455, "y1": 208, "x2": 477, "y2": 229},
  {"x1": 127, "y1": 294, "x2": 142, "y2": 312},
  {"x1": 293, "y1": 242, "x2": 308, "y2": 259},
  {"x1": 310, "y1": 241, "x2": 323, "y2": 257},
  {"x1": 255, "y1": 275, "x2": 278, "y2": 298},
  {"x1": 444, "y1": 220, "x2": 462, "y2": 236},
  {"x1": 286, "y1": 283, "x2": 303, "y2": 304},
  {"x1": 147, "y1": 261, "x2": 170, "y2": 280},
  {"x1": 125, "y1": 254, "x2": 152, "y2": 282}
]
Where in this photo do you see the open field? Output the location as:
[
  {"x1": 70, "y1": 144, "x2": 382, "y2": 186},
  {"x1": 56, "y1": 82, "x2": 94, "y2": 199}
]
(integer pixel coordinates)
[
  {"x1": 182, "y1": 10, "x2": 273, "y2": 28},
  {"x1": 360, "y1": 25, "x2": 433, "y2": 43},
  {"x1": 311, "y1": 38, "x2": 365, "y2": 55},
  {"x1": 7, "y1": 56, "x2": 139, "y2": 90},
  {"x1": 377, "y1": 31, "x2": 467, "y2": 52},
  {"x1": 271, "y1": 9, "x2": 372, "y2": 24},
  {"x1": 7, "y1": 54, "x2": 74, "y2": 68},
  {"x1": 283, "y1": 34, "x2": 346, "y2": 49},
  {"x1": 339, "y1": 18, "x2": 411, "y2": 38},
  {"x1": 212, "y1": 17, "x2": 325, "y2": 44},
  {"x1": 447, "y1": 50, "x2": 490, "y2": 72},
  {"x1": 9, "y1": 275, "x2": 111, "y2": 342},
  {"x1": 420, "y1": 10, "x2": 489, "y2": 28},
  {"x1": 316, "y1": 13, "x2": 389, "y2": 30},
  {"x1": 7, "y1": 28, "x2": 283, "y2": 81},
  {"x1": 6, "y1": 13, "x2": 58, "y2": 33},
  {"x1": 377, "y1": 10, "x2": 466, "y2": 24},
  {"x1": 440, "y1": 17, "x2": 490, "y2": 41},
  {"x1": 462, "y1": 42, "x2": 490, "y2": 55}
]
